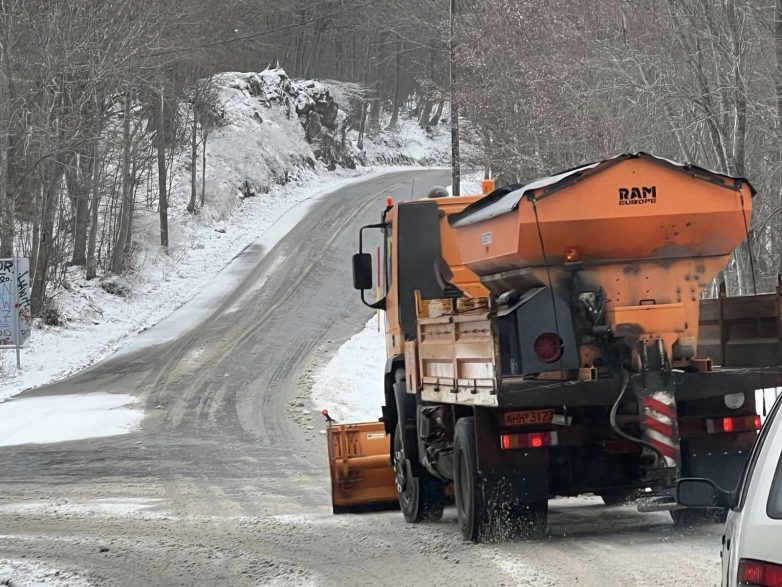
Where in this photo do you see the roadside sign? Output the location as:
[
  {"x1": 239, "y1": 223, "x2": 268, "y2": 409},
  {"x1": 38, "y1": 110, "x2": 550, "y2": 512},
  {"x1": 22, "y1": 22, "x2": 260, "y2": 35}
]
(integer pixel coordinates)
[{"x1": 0, "y1": 258, "x2": 31, "y2": 366}]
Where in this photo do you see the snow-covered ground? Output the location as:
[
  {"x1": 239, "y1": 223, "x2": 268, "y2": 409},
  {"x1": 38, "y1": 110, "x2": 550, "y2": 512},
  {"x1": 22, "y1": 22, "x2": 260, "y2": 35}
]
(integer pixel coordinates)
[
  {"x1": 0, "y1": 560, "x2": 90, "y2": 587},
  {"x1": 448, "y1": 172, "x2": 484, "y2": 195},
  {"x1": 0, "y1": 66, "x2": 450, "y2": 404},
  {"x1": 0, "y1": 497, "x2": 166, "y2": 518},
  {"x1": 311, "y1": 317, "x2": 386, "y2": 423},
  {"x1": 0, "y1": 393, "x2": 142, "y2": 447},
  {"x1": 0, "y1": 170, "x2": 358, "y2": 401}
]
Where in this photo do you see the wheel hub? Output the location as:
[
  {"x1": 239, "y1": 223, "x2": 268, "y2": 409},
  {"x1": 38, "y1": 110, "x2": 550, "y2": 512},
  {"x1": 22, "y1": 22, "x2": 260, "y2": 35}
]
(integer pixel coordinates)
[{"x1": 394, "y1": 449, "x2": 408, "y2": 494}]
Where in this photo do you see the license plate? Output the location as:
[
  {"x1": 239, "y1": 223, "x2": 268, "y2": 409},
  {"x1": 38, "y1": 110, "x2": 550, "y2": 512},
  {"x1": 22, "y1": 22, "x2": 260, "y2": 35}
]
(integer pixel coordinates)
[{"x1": 503, "y1": 409, "x2": 554, "y2": 426}]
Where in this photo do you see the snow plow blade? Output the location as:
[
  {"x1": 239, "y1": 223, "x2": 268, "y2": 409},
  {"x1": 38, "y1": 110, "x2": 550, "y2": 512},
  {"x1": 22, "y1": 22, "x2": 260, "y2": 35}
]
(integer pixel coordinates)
[{"x1": 326, "y1": 421, "x2": 399, "y2": 513}]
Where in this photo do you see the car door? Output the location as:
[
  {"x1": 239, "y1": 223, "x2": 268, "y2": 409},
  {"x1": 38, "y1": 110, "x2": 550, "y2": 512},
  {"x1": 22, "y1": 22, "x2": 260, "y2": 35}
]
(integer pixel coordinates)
[
  {"x1": 723, "y1": 505, "x2": 742, "y2": 586},
  {"x1": 722, "y1": 393, "x2": 782, "y2": 587}
]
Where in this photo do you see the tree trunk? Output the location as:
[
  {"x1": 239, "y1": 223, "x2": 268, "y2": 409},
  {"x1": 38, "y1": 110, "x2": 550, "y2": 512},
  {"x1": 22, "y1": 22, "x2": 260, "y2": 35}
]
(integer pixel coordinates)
[
  {"x1": 0, "y1": 12, "x2": 14, "y2": 259},
  {"x1": 0, "y1": 131, "x2": 13, "y2": 258},
  {"x1": 86, "y1": 137, "x2": 102, "y2": 280},
  {"x1": 389, "y1": 42, "x2": 403, "y2": 128},
  {"x1": 357, "y1": 101, "x2": 368, "y2": 150},
  {"x1": 369, "y1": 32, "x2": 385, "y2": 132},
  {"x1": 304, "y1": 19, "x2": 325, "y2": 79},
  {"x1": 31, "y1": 157, "x2": 70, "y2": 316},
  {"x1": 0, "y1": 61, "x2": 14, "y2": 257},
  {"x1": 419, "y1": 100, "x2": 433, "y2": 129},
  {"x1": 111, "y1": 90, "x2": 133, "y2": 274},
  {"x1": 188, "y1": 101, "x2": 198, "y2": 213},
  {"x1": 69, "y1": 147, "x2": 93, "y2": 266},
  {"x1": 200, "y1": 131, "x2": 207, "y2": 207},
  {"x1": 449, "y1": 0, "x2": 461, "y2": 196},
  {"x1": 350, "y1": 32, "x2": 357, "y2": 81},
  {"x1": 294, "y1": 8, "x2": 307, "y2": 75},
  {"x1": 157, "y1": 89, "x2": 169, "y2": 250},
  {"x1": 429, "y1": 99, "x2": 445, "y2": 126}
]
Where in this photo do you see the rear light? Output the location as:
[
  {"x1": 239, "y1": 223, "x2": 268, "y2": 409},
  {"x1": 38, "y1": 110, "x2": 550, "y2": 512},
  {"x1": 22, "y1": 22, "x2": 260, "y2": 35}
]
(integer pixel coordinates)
[
  {"x1": 500, "y1": 431, "x2": 558, "y2": 450},
  {"x1": 706, "y1": 415, "x2": 761, "y2": 434},
  {"x1": 533, "y1": 333, "x2": 563, "y2": 363},
  {"x1": 739, "y1": 559, "x2": 782, "y2": 586}
]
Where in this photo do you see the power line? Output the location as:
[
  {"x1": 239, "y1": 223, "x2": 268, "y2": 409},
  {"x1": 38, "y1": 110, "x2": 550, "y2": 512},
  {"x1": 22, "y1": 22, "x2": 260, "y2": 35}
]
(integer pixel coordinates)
[{"x1": 146, "y1": 0, "x2": 381, "y2": 59}]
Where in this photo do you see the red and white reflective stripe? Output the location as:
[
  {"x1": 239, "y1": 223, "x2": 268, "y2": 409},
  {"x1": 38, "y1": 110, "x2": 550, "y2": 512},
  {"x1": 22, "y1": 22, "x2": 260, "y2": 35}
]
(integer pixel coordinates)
[{"x1": 641, "y1": 391, "x2": 679, "y2": 467}]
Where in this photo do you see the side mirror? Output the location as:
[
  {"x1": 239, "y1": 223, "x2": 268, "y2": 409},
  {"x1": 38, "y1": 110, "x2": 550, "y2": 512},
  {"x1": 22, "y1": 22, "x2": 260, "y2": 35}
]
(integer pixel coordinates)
[
  {"x1": 677, "y1": 478, "x2": 737, "y2": 509},
  {"x1": 352, "y1": 253, "x2": 373, "y2": 290}
]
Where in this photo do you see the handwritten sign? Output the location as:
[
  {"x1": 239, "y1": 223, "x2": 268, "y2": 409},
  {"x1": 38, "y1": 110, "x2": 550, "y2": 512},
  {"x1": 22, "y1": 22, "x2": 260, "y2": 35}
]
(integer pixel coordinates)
[{"x1": 0, "y1": 258, "x2": 31, "y2": 348}]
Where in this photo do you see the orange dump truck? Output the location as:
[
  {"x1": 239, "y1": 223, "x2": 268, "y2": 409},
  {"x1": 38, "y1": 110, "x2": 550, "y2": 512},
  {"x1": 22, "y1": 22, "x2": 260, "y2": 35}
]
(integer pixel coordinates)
[{"x1": 327, "y1": 153, "x2": 782, "y2": 542}]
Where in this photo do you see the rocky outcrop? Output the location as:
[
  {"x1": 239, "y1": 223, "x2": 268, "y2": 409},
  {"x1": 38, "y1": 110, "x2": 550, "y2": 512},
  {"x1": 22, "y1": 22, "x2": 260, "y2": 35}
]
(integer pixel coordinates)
[{"x1": 221, "y1": 68, "x2": 357, "y2": 172}]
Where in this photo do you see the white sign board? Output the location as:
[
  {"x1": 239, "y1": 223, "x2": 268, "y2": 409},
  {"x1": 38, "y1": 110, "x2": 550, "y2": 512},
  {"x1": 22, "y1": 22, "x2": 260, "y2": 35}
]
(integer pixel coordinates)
[{"x1": 0, "y1": 258, "x2": 31, "y2": 348}]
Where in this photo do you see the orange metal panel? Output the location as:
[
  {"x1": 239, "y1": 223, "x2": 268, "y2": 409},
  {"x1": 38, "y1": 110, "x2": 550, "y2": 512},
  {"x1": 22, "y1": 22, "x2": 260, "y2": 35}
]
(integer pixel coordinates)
[
  {"x1": 454, "y1": 158, "x2": 751, "y2": 275},
  {"x1": 436, "y1": 195, "x2": 489, "y2": 298},
  {"x1": 326, "y1": 422, "x2": 397, "y2": 509}
]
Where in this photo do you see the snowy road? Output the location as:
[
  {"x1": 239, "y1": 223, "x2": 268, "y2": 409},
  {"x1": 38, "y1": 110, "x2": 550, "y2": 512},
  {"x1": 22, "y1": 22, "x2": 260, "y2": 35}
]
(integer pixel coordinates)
[{"x1": 0, "y1": 169, "x2": 724, "y2": 586}]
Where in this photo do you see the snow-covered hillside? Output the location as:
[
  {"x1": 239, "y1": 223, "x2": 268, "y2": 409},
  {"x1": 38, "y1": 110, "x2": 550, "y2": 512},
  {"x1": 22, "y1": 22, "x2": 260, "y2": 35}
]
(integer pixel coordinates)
[{"x1": 0, "y1": 68, "x2": 450, "y2": 401}]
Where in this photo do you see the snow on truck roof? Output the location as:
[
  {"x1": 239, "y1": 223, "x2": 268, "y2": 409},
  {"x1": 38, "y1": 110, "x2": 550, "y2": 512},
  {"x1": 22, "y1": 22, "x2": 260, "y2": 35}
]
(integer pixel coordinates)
[{"x1": 448, "y1": 152, "x2": 755, "y2": 228}]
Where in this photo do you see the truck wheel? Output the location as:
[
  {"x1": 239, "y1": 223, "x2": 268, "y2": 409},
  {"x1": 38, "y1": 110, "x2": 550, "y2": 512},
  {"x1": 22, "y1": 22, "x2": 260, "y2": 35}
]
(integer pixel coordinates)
[
  {"x1": 393, "y1": 424, "x2": 445, "y2": 523},
  {"x1": 599, "y1": 491, "x2": 633, "y2": 506},
  {"x1": 454, "y1": 416, "x2": 497, "y2": 542},
  {"x1": 670, "y1": 507, "x2": 727, "y2": 526},
  {"x1": 455, "y1": 417, "x2": 548, "y2": 542}
]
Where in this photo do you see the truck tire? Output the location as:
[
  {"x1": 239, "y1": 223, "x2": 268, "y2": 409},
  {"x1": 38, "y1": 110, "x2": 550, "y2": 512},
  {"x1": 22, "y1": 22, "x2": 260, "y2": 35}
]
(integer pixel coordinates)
[
  {"x1": 393, "y1": 423, "x2": 445, "y2": 523},
  {"x1": 670, "y1": 507, "x2": 727, "y2": 526},
  {"x1": 454, "y1": 417, "x2": 487, "y2": 541},
  {"x1": 454, "y1": 417, "x2": 548, "y2": 542}
]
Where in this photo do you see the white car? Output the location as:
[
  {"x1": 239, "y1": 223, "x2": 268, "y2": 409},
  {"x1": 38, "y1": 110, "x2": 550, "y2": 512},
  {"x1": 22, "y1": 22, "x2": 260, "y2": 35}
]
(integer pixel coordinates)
[{"x1": 678, "y1": 392, "x2": 782, "y2": 586}]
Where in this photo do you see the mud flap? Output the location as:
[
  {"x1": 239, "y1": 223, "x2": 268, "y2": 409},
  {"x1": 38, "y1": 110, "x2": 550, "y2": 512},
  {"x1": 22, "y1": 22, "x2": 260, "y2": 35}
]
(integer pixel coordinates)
[{"x1": 474, "y1": 407, "x2": 549, "y2": 502}]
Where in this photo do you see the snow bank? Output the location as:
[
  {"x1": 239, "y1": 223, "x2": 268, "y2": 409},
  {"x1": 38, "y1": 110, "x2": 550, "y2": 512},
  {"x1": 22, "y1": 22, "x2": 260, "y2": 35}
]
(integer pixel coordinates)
[
  {"x1": 448, "y1": 171, "x2": 484, "y2": 195},
  {"x1": 0, "y1": 393, "x2": 142, "y2": 447},
  {"x1": 311, "y1": 317, "x2": 386, "y2": 422},
  {"x1": 0, "y1": 560, "x2": 89, "y2": 587}
]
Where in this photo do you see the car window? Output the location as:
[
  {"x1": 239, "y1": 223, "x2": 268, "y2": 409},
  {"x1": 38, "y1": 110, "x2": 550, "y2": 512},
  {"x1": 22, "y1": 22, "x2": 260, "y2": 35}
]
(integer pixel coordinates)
[
  {"x1": 738, "y1": 393, "x2": 782, "y2": 509},
  {"x1": 769, "y1": 448, "x2": 782, "y2": 519}
]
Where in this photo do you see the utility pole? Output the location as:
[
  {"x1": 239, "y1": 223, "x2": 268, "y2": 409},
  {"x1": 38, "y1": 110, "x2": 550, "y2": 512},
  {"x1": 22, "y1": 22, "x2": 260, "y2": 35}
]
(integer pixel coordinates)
[{"x1": 449, "y1": 0, "x2": 461, "y2": 196}]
